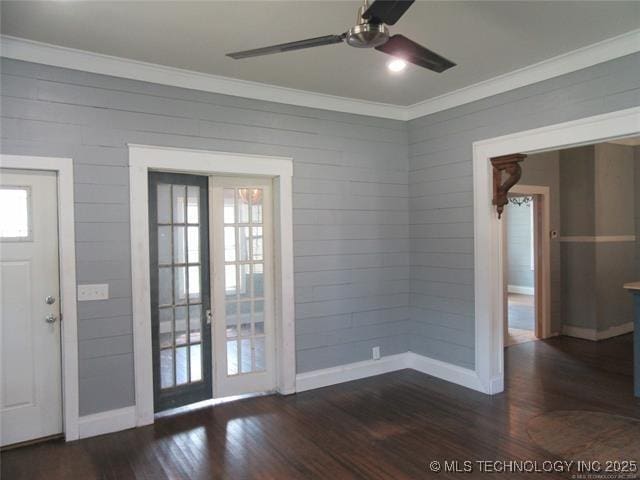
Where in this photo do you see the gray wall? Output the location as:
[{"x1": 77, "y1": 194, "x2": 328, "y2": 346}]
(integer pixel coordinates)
[
  {"x1": 408, "y1": 52, "x2": 640, "y2": 368},
  {"x1": 559, "y1": 146, "x2": 598, "y2": 330},
  {"x1": 505, "y1": 200, "x2": 534, "y2": 289},
  {"x1": 517, "y1": 150, "x2": 562, "y2": 333},
  {"x1": 593, "y1": 143, "x2": 636, "y2": 331},
  {"x1": 0, "y1": 58, "x2": 410, "y2": 415},
  {"x1": 559, "y1": 144, "x2": 636, "y2": 332}
]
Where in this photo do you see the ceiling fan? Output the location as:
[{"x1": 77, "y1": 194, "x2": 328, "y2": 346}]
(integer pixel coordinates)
[{"x1": 227, "y1": 0, "x2": 456, "y2": 73}]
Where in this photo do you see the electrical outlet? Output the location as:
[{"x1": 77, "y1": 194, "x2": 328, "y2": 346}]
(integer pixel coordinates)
[
  {"x1": 372, "y1": 346, "x2": 381, "y2": 360},
  {"x1": 77, "y1": 284, "x2": 109, "y2": 301}
]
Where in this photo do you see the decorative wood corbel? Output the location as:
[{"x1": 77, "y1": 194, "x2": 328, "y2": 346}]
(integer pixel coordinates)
[{"x1": 490, "y1": 153, "x2": 526, "y2": 218}]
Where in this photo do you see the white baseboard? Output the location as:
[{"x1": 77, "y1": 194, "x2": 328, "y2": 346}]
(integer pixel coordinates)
[
  {"x1": 77, "y1": 406, "x2": 136, "y2": 440},
  {"x1": 295, "y1": 352, "x2": 487, "y2": 394},
  {"x1": 562, "y1": 321, "x2": 634, "y2": 341},
  {"x1": 507, "y1": 285, "x2": 535, "y2": 295},
  {"x1": 77, "y1": 354, "x2": 489, "y2": 439},
  {"x1": 405, "y1": 352, "x2": 485, "y2": 393},
  {"x1": 295, "y1": 353, "x2": 409, "y2": 393}
]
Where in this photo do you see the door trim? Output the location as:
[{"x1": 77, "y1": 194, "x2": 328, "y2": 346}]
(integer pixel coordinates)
[
  {"x1": 0, "y1": 154, "x2": 79, "y2": 442},
  {"x1": 128, "y1": 144, "x2": 295, "y2": 427},
  {"x1": 472, "y1": 105, "x2": 640, "y2": 395}
]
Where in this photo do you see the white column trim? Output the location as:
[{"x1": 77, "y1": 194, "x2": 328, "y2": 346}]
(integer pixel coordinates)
[
  {"x1": 128, "y1": 144, "x2": 295, "y2": 426},
  {"x1": 472, "y1": 106, "x2": 640, "y2": 394},
  {"x1": 0, "y1": 154, "x2": 79, "y2": 441}
]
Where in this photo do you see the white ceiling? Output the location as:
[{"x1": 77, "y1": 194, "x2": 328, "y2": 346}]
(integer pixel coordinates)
[{"x1": 1, "y1": 1, "x2": 639, "y2": 106}]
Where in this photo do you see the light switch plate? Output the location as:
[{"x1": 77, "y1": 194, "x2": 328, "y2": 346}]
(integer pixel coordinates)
[{"x1": 77, "y1": 284, "x2": 109, "y2": 301}]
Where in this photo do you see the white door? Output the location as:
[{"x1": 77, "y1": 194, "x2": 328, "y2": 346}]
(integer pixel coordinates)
[
  {"x1": 210, "y1": 177, "x2": 276, "y2": 397},
  {"x1": 0, "y1": 169, "x2": 62, "y2": 447}
]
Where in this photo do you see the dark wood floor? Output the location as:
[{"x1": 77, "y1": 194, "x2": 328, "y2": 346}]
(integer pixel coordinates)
[{"x1": 2, "y1": 334, "x2": 639, "y2": 479}]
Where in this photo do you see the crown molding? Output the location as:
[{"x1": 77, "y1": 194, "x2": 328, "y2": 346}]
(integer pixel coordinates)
[
  {"x1": 405, "y1": 28, "x2": 640, "y2": 120},
  {"x1": 0, "y1": 35, "x2": 407, "y2": 120},
  {"x1": 1, "y1": 29, "x2": 639, "y2": 122}
]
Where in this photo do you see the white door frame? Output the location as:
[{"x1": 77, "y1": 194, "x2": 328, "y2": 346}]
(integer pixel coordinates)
[
  {"x1": 0, "y1": 154, "x2": 80, "y2": 441},
  {"x1": 504, "y1": 184, "x2": 552, "y2": 340},
  {"x1": 473, "y1": 106, "x2": 640, "y2": 395},
  {"x1": 128, "y1": 144, "x2": 295, "y2": 426}
]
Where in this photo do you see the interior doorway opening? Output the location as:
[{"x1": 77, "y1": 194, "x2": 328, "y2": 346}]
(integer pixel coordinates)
[
  {"x1": 502, "y1": 185, "x2": 551, "y2": 347},
  {"x1": 504, "y1": 194, "x2": 538, "y2": 346}
]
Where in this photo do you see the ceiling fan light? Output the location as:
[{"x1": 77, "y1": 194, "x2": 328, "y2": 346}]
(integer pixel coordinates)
[{"x1": 387, "y1": 58, "x2": 407, "y2": 72}]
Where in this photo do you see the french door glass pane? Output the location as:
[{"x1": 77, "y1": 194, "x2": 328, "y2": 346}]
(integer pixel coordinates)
[
  {"x1": 225, "y1": 265, "x2": 237, "y2": 299},
  {"x1": 188, "y1": 266, "x2": 201, "y2": 302},
  {"x1": 158, "y1": 226, "x2": 171, "y2": 264},
  {"x1": 238, "y1": 227, "x2": 250, "y2": 261},
  {"x1": 159, "y1": 308, "x2": 173, "y2": 348},
  {"x1": 160, "y1": 349, "x2": 174, "y2": 389},
  {"x1": 174, "y1": 267, "x2": 187, "y2": 304},
  {"x1": 159, "y1": 268, "x2": 172, "y2": 306},
  {"x1": 225, "y1": 302, "x2": 237, "y2": 338},
  {"x1": 238, "y1": 189, "x2": 249, "y2": 223},
  {"x1": 239, "y1": 264, "x2": 250, "y2": 300},
  {"x1": 186, "y1": 186, "x2": 199, "y2": 224},
  {"x1": 223, "y1": 189, "x2": 235, "y2": 223},
  {"x1": 173, "y1": 226, "x2": 186, "y2": 263},
  {"x1": 252, "y1": 227, "x2": 263, "y2": 260},
  {"x1": 254, "y1": 337, "x2": 266, "y2": 371},
  {"x1": 157, "y1": 185, "x2": 171, "y2": 224},
  {"x1": 175, "y1": 306, "x2": 188, "y2": 346},
  {"x1": 251, "y1": 190, "x2": 263, "y2": 224},
  {"x1": 189, "y1": 305, "x2": 202, "y2": 343},
  {"x1": 172, "y1": 185, "x2": 186, "y2": 224},
  {"x1": 224, "y1": 227, "x2": 236, "y2": 261},
  {"x1": 190, "y1": 344, "x2": 202, "y2": 382},
  {"x1": 240, "y1": 338, "x2": 252, "y2": 373},
  {"x1": 176, "y1": 346, "x2": 188, "y2": 385},
  {"x1": 227, "y1": 341, "x2": 238, "y2": 375}
]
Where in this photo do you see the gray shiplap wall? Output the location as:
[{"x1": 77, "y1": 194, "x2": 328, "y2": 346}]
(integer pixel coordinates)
[
  {"x1": 408, "y1": 52, "x2": 640, "y2": 368},
  {"x1": 0, "y1": 58, "x2": 410, "y2": 415}
]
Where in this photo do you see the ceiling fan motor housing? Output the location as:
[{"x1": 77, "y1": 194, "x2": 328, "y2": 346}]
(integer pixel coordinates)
[{"x1": 345, "y1": 22, "x2": 389, "y2": 48}]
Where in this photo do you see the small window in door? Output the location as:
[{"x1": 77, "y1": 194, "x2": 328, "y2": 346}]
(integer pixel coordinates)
[{"x1": 0, "y1": 186, "x2": 32, "y2": 241}]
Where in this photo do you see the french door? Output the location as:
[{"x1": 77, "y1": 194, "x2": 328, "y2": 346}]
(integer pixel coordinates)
[
  {"x1": 210, "y1": 177, "x2": 276, "y2": 398},
  {"x1": 149, "y1": 172, "x2": 212, "y2": 412},
  {"x1": 149, "y1": 173, "x2": 275, "y2": 412}
]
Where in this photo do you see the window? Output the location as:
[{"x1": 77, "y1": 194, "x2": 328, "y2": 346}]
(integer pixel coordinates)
[{"x1": 0, "y1": 186, "x2": 32, "y2": 240}]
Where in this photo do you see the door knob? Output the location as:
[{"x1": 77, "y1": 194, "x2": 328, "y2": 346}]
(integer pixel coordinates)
[
  {"x1": 45, "y1": 314, "x2": 57, "y2": 324},
  {"x1": 45, "y1": 295, "x2": 56, "y2": 305},
  {"x1": 205, "y1": 309, "x2": 213, "y2": 325}
]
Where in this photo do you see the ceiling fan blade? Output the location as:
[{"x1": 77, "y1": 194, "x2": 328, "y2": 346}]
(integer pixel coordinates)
[
  {"x1": 375, "y1": 34, "x2": 456, "y2": 73},
  {"x1": 227, "y1": 34, "x2": 345, "y2": 59},
  {"x1": 362, "y1": 0, "x2": 415, "y2": 25}
]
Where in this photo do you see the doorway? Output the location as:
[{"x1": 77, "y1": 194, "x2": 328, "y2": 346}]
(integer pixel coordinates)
[
  {"x1": 130, "y1": 145, "x2": 295, "y2": 425},
  {"x1": 502, "y1": 184, "x2": 552, "y2": 347},
  {"x1": 147, "y1": 170, "x2": 278, "y2": 412},
  {"x1": 472, "y1": 106, "x2": 640, "y2": 394},
  {"x1": 1, "y1": 169, "x2": 62, "y2": 447}
]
